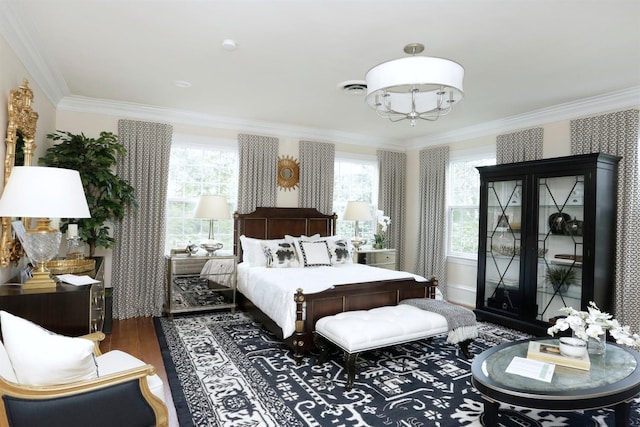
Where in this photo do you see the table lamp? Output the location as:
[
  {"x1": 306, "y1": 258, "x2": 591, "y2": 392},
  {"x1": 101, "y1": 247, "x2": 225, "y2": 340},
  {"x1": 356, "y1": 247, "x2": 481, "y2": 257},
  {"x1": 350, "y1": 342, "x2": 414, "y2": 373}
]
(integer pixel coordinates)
[
  {"x1": 342, "y1": 201, "x2": 372, "y2": 250},
  {"x1": 194, "y1": 195, "x2": 230, "y2": 255},
  {"x1": 0, "y1": 166, "x2": 90, "y2": 289}
]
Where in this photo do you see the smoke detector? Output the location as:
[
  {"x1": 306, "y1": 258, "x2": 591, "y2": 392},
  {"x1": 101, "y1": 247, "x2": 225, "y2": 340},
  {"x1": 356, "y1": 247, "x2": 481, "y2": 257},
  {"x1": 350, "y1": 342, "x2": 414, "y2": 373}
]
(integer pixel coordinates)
[{"x1": 338, "y1": 80, "x2": 367, "y2": 95}]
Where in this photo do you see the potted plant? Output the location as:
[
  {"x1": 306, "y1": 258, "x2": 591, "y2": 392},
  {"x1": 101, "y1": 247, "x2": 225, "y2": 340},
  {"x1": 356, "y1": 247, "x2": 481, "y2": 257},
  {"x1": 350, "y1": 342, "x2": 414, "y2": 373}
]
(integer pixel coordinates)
[
  {"x1": 545, "y1": 266, "x2": 577, "y2": 294},
  {"x1": 38, "y1": 131, "x2": 137, "y2": 258}
]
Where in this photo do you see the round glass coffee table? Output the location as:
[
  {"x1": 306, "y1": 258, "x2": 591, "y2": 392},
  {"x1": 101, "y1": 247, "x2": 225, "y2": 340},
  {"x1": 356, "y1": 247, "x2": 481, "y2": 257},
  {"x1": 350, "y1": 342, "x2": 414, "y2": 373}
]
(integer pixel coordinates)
[{"x1": 471, "y1": 337, "x2": 640, "y2": 427}]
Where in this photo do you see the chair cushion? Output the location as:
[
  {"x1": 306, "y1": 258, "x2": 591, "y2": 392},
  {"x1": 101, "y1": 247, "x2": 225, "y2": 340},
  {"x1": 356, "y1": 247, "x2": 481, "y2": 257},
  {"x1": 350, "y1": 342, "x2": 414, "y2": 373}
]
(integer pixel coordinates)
[
  {"x1": 0, "y1": 311, "x2": 97, "y2": 386},
  {"x1": 96, "y1": 350, "x2": 165, "y2": 403},
  {"x1": 0, "y1": 339, "x2": 18, "y2": 383}
]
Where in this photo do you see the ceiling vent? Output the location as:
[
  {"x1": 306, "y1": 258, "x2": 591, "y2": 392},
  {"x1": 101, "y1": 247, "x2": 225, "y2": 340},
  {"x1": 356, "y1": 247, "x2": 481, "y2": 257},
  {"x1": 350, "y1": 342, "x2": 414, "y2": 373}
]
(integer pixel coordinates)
[{"x1": 338, "y1": 80, "x2": 367, "y2": 95}]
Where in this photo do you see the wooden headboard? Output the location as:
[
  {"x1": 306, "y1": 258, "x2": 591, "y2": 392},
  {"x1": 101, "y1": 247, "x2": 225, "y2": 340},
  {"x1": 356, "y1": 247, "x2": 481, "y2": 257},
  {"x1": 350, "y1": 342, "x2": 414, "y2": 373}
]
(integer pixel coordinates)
[{"x1": 233, "y1": 207, "x2": 337, "y2": 262}]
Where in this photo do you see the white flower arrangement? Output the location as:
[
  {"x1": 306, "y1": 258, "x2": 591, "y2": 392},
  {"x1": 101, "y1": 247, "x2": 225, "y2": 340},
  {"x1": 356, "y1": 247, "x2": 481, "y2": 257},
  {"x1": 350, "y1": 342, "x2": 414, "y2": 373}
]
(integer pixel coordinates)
[
  {"x1": 548, "y1": 301, "x2": 640, "y2": 350},
  {"x1": 373, "y1": 210, "x2": 391, "y2": 249}
]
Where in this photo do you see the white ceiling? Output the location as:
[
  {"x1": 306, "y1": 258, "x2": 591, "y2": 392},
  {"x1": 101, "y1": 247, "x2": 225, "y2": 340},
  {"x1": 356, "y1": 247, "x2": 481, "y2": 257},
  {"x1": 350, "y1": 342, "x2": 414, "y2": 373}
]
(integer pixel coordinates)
[{"x1": 2, "y1": 0, "x2": 640, "y2": 147}]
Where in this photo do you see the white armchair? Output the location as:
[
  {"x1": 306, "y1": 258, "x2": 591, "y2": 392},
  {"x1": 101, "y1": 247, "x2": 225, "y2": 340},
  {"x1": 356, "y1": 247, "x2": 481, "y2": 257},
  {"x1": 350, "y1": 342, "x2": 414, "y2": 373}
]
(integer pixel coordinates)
[{"x1": 0, "y1": 311, "x2": 168, "y2": 427}]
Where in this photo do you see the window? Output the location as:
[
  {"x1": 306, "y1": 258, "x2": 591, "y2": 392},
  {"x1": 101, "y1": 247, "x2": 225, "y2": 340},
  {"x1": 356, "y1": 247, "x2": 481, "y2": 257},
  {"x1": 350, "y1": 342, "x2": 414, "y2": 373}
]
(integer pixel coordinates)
[
  {"x1": 448, "y1": 153, "x2": 495, "y2": 258},
  {"x1": 333, "y1": 155, "x2": 378, "y2": 242},
  {"x1": 165, "y1": 140, "x2": 238, "y2": 254}
]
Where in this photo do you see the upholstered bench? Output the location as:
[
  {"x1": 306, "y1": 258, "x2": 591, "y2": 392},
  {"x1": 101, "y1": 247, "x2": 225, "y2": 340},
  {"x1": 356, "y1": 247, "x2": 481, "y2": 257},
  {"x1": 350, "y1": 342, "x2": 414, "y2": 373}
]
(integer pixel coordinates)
[{"x1": 314, "y1": 304, "x2": 475, "y2": 391}]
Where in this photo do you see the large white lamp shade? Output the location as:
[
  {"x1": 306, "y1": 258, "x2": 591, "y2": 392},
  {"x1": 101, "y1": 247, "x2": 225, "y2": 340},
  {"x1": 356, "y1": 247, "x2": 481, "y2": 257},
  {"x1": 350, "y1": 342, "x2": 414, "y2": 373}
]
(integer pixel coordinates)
[{"x1": 0, "y1": 166, "x2": 90, "y2": 288}]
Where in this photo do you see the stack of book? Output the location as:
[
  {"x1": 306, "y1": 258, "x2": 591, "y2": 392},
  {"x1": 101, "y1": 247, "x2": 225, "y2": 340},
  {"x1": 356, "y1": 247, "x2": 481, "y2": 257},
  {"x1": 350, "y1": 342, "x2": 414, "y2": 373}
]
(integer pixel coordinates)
[{"x1": 527, "y1": 341, "x2": 590, "y2": 371}]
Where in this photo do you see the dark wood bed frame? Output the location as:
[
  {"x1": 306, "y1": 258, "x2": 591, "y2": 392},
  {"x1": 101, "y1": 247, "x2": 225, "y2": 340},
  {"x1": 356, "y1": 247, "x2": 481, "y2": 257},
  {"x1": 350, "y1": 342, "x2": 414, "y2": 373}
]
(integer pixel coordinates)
[{"x1": 234, "y1": 207, "x2": 438, "y2": 364}]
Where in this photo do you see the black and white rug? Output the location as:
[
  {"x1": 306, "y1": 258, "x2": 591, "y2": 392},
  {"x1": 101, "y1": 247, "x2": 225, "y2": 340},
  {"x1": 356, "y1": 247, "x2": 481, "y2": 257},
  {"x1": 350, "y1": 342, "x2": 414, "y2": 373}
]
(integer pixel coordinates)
[{"x1": 154, "y1": 311, "x2": 640, "y2": 427}]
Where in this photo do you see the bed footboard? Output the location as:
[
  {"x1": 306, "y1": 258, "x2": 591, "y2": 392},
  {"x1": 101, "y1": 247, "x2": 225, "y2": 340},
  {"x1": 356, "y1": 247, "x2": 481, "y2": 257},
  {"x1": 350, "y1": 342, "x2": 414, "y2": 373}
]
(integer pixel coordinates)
[{"x1": 291, "y1": 276, "x2": 438, "y2": 364}]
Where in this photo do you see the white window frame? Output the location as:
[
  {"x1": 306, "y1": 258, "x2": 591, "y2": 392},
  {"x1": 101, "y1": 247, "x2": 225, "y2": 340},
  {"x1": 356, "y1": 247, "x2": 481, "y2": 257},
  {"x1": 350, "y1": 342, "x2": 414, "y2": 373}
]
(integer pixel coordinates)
[
  {"x1": 165, "y1": 135, "x2": 238, "y2": 254},
  {"x1": 333, "y1": 152, "x2": 378, "y2": 243},
  {"x1": 447, "y1": 146, "x2": 496, "y2": 263}
]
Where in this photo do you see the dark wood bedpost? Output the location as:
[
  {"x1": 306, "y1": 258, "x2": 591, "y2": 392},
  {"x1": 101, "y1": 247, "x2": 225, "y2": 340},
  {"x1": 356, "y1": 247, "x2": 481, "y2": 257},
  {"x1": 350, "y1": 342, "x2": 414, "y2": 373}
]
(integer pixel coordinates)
[
  {"x1": 293, "y1": 288, "x2": 305, "y2": 365},
  {"x1": 429, "y1": 276, "x2": 439, "y2": 299}
]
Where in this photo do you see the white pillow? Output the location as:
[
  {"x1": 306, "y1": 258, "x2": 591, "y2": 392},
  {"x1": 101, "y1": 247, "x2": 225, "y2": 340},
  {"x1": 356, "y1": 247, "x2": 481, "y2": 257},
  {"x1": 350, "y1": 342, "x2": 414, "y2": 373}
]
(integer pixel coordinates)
[
  {"x1": 328, "y1": 238, "x2": 353, "y2": 264},
  {"x1": 298, "y1": 240, "x2": 332, "y2": 267},
  {"x1": 284, "y1": 234, "x2": 321, "y2": 256},
  {"x1": 240, "y1": 235, "x2": 287, "y2": 267},
  {"x1": 261, "y1": 241, "x2": 299, "y2": 268},
  {"x1": 0, "y1": 311, "x2": 98, "y2": 386},
  {"x1": 0, "y1": 339, "x2": 18, "y2": 383}
]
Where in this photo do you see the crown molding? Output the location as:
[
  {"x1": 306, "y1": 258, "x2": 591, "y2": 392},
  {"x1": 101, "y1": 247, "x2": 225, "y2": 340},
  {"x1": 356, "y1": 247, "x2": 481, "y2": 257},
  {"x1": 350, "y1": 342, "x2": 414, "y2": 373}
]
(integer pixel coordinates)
[
  {"x1": 404, "y1": 86, "x2": 640, "y2": 149},
  {"x1": 56, "y1": 95, "x2": 402, "y2": 149},
  {"x1": 0, "y1": 1, "x2": 69, "y2": 105}
]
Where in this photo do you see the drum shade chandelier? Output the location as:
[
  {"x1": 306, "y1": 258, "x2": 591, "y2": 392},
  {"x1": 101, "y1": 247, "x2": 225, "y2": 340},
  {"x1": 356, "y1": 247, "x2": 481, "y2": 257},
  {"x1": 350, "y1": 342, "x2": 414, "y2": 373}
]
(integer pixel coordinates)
[{"x1": 365, "y1": 43, "x2": 464, "y2": 126}]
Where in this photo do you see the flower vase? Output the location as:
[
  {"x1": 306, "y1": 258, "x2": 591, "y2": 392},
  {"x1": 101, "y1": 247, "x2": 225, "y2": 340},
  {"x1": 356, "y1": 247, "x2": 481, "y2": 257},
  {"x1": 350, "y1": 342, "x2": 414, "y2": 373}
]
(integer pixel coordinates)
[
  {"x1": 373, "y1": 242, "x2": 385, "y2": 249},
  {"x1": 588, "y1": 332, "x2": 606, "y2": 355}
]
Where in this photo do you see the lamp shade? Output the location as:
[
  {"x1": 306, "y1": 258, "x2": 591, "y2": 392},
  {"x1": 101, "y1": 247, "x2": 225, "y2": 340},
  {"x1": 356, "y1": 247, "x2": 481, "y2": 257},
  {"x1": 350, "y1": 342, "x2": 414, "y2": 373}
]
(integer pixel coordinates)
[
  {"x1": 342, "y1": 201, "x2": 372, "y2": 221},
  {"x1": 0, "y1": 166, "x2": 90, "y2": 218},
  {"x1": 194, "y1": 195, "x2": 230, "y2": 220}
]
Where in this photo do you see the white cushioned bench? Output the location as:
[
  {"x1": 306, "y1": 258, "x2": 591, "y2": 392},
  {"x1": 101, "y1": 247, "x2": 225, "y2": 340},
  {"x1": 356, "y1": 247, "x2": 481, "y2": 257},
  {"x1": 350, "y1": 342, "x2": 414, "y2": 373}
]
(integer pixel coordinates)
[{"x1": 315, "y1": 304, "x2": 468, "y2": 391}]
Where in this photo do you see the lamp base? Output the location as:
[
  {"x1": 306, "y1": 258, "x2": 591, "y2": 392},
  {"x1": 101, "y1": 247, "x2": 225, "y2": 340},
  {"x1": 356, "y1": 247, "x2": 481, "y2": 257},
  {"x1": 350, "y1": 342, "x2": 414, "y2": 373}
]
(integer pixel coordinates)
[
  {"x1": 23, "y1": 270, "x2": 57, "y2": 289},
  {"x1": 351, "y1": 236, "x2": 367, "y2": 250},
  {"x1": 201, "y1": 240, "x2": 223, "y2": 257}
]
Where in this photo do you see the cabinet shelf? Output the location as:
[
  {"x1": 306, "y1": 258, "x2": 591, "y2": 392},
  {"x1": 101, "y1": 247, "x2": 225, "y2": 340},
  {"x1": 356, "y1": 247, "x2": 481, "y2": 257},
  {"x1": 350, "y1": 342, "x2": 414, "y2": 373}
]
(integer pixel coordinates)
[{"x1": 476, "y1": 153, "x2": 619, "y2": 336}]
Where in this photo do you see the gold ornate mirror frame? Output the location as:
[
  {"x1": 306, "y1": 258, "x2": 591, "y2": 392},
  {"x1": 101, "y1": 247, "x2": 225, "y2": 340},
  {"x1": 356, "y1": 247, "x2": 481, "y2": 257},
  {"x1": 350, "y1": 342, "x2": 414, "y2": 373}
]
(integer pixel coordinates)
[
  {"x1": 277, "y1": 155, "x2": 300, "y2": 191},
  {"x1": 1, "y1": 79, "x2": 38, "y2": 267}
]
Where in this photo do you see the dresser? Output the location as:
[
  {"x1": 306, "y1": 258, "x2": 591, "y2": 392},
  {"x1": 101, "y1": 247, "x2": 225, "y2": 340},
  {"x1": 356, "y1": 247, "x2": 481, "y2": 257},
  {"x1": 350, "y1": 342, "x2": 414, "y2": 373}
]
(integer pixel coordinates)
[
  {"x1": 354, "y1": 248, "x2": 397, "y2": 270},
  {"x1": 164, "y1": 255, "x2": 237, "y2": 317},
  {"x1": 0, "y1": 257, "x2": 105, "y2": 336}
]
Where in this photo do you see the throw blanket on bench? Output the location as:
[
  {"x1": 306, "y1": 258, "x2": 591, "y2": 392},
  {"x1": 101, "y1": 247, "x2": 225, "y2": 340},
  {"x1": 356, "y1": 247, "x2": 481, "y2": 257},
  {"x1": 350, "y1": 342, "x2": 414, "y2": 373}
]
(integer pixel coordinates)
[{"x1": 400, "y1": 298, "x2": 478, "y2": 344}]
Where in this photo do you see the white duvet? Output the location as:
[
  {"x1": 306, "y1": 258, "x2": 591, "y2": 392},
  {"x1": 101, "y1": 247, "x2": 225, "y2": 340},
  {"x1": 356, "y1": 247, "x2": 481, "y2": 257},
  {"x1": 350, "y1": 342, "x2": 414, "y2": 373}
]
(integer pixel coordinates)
[{"x1": 237, "y1": 262, "x2": 433, "y2": 338}]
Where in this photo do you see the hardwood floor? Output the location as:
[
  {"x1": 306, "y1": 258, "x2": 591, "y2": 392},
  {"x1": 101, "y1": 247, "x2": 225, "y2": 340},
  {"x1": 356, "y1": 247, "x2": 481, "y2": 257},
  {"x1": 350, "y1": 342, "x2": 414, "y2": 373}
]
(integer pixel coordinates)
[{"x1": 100, "y1": 317, "x2": 179, "y2": 427}]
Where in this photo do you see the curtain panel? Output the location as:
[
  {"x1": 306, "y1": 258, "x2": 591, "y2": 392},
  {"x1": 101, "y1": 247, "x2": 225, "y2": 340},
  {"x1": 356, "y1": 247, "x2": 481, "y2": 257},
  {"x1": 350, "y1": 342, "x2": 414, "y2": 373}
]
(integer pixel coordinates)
[
  {"x1": 416, "y1": 146, "x2": 449, "y2": 296},
  {"x1": 113, "y1": 119, "x2": 173, "y2": 318},
  {"x1": 237, "y1": 133, "x2": 279, "y2": 214},
  {"x1": 298, "y1": 140, "x2": 335, "y2": 215},
  {"x1": 570, "y1": 109, "x2": 640, "y2": 332},
  {"x1": 496, "y1": 127, "x2": 544, "y2": 164},
  {"x1": 377, "y1": 150, "x2": 406, "y2": 270}
]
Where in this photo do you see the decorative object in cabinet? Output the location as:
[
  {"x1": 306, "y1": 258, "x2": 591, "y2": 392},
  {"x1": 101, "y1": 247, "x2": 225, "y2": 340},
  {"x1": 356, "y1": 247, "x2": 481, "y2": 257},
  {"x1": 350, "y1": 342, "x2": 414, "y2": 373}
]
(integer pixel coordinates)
[
  {"x1": 354, "y1": 248, "x2": 397, "y2": 270},
  {"x1": 165, "y1": 255, "x2": 237, "y2": 317},
  {"x1": 475, "y1": 153, "x2": 620, "y2": 336}
]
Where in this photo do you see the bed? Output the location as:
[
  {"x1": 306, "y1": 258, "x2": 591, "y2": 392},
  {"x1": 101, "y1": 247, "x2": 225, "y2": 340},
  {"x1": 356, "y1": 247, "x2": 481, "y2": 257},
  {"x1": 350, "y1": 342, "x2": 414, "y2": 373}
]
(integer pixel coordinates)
[{"x1": 233, "y1": 207, "x2": 439, "y2": 364}]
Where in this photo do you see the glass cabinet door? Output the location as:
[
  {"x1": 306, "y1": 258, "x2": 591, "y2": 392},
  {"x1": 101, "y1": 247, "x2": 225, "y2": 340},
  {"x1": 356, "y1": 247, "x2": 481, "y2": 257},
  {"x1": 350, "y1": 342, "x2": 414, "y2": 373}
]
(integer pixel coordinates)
[
  {"x1": 484, "y1": 179, "x2": 523, "y2": 316},
  {"x1": 536, "y1": 175, "x2": 584, "y2": 322}
]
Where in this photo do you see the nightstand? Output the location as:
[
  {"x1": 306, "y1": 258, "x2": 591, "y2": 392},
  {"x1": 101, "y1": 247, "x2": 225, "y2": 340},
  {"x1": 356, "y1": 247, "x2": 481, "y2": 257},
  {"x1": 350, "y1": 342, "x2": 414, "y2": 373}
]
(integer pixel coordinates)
[
  {"x1": 354, "y1": 248, "x2": 397, "y2": 270},
  {"x1": 164, "y1": 255, "x2": 237, "y2": 317}
]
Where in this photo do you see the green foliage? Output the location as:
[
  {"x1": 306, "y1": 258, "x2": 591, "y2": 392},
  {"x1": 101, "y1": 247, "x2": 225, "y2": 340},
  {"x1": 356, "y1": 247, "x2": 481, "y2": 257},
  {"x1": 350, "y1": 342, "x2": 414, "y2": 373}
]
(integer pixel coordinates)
[
  {"x1": 545, "y1": 266, "x2": 577, "y2": 286},
  {"x1": 38, "y1": 131, "x2": 137, "y2": 256}
]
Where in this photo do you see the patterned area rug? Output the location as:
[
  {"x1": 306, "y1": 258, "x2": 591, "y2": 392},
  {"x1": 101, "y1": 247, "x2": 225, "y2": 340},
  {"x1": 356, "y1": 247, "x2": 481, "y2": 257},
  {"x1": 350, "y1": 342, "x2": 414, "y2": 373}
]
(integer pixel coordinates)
[{"x1": 154, "y1": 311, "x2": 640, "y2": 427}]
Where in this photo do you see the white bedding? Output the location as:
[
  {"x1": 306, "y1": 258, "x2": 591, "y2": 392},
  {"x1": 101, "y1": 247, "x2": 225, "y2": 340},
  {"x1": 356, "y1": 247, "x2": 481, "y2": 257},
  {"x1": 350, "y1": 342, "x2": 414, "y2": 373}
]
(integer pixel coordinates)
[{"x1": 237, "y1": 262, "x2": 437, "y2": 338}]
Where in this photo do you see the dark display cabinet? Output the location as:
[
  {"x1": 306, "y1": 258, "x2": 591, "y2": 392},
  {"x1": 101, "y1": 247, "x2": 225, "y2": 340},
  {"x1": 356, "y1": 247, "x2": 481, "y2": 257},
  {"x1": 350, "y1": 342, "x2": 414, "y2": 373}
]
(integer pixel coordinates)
[{"x1": 475, "y1": 153, "x2": 620, "y2": 335}]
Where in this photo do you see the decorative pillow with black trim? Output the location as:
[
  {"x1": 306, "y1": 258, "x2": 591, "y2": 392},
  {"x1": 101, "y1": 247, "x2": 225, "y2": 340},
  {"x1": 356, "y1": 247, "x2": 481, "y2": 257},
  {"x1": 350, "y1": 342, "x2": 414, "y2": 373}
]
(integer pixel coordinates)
[
  {"x1": 261, "y1": 241, "x2": 299, "y2": 268},
  {"x1": 298, "y1": 240, "x2": 332, "y2": 267},
  {"x1": 328, "y1": 239, "x2": 352, "y2": 264}
]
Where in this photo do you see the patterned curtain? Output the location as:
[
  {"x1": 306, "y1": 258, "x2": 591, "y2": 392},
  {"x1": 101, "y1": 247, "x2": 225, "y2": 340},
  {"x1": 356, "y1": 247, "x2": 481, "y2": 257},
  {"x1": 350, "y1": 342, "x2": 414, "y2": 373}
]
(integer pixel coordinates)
[
  {"x1": 416, "y1": 146, "x2": 449, "y2": 296},
  {"x1": 570, "y1": 109, "x2": 640, "y2": 331},
  {"x1": 237, "y1": 133, "x2": 279, "y2": 214},
  {"x1": 298, "y1": 140, "x2": 335, "y2": 215},
  {"x1": 496, "y1": 127, "x2": 544, "y2": 164},
  {"x1": 377, "y1": 150, "x2": 406, "y2": 270},
  {"x1": 113, "y1": 120, "x2": 173, "y2": 318}
]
